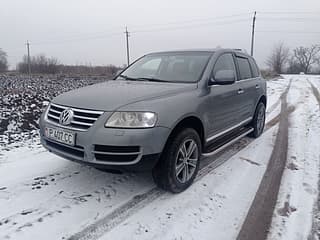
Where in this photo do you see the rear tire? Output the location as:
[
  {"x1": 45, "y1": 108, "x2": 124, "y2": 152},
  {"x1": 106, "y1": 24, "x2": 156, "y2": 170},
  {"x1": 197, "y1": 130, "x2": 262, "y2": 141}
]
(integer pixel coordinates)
[
  {"x1": 152, "y1": 128, "x2": 201, "y2": 193},
  {"x1": 249, "y1": 102, "x2": 266, "y2": 138}
]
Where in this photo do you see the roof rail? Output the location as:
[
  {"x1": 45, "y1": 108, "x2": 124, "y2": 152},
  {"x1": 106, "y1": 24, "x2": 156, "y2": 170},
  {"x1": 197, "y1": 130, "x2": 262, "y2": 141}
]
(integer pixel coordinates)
[{"x1": 233, "y1": 49, "x2": 249, "y2": 54}]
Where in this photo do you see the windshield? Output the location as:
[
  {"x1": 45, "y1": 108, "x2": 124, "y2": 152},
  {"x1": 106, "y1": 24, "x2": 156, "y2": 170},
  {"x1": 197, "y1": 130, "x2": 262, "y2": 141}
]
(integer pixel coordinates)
[{"x1": 116, "y1": 52, "x2": 212, "y2": 83}]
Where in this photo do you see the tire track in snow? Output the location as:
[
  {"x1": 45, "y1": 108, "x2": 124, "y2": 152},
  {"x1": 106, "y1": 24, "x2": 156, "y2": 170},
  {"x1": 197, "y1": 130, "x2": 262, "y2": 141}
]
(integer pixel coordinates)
[
  {"x1": 308, "y1": 80, "x2": 320, "y2": 106},
  {"x1": 237, "y1": 80, "x2": 292, "y2": 240},
  {"x1": 0, "y1": 166, "x2": 138, "y2": 239},
  {"x1": 266, "y1": 97, "x2": 281, "y2": 115},
  {"x1": 306, "y1": 79, "x2": 320, "y2": 240},
  {"x1": 67, "y1": 93, "x2": 288, "y2": 240}
]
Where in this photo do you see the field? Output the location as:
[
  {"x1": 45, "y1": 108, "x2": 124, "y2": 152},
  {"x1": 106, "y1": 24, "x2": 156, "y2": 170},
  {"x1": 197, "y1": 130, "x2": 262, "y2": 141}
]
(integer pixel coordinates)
[
  {"x1": 0, "y1": 75, "x2": 105, "y2": 148},
  {"x1": 0, "y1": 75, "x2": 320, "y2": 240}
]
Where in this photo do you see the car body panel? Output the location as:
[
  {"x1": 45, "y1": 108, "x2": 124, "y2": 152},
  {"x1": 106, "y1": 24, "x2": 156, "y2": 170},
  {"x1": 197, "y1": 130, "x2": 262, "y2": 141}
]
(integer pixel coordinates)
[
  {"x1": 53, "y1": 80, "x2": 197, "y2": 111},
  {"x1": 39, "y1": 48, "x2": 267, "y2": 171}
]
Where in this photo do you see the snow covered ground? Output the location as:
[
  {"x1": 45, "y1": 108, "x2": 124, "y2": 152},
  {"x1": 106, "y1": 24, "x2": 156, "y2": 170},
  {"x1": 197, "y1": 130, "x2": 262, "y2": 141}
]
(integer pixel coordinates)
[
  {"x1": 268, "y1": 75, "x2": 320, "y2": 240},
  {"x1": 0, "y1": 75, "x2": 105, "y2": 148},
  {"x1": 0, "y1": 75, "x2": 319, "y2": 240}
]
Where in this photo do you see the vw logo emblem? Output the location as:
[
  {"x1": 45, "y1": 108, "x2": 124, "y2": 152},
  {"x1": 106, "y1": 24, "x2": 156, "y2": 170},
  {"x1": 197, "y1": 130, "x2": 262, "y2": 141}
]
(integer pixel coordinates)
[{"x1": 59, "y1": 109, "x2": 74, "y2": 126}]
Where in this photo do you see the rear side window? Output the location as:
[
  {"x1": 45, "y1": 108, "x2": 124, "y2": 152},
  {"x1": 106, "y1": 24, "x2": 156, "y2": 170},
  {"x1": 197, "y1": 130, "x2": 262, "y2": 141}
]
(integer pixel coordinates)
[
  {"x1": 236, "y1": 57, "x2": 252, "y2": 80},
  {"x1": 213, "y1": 53, "x2": 236, "y2": 77},
  {"x1": 249, "y1": 58, "x2": 260, "y2": 77}
]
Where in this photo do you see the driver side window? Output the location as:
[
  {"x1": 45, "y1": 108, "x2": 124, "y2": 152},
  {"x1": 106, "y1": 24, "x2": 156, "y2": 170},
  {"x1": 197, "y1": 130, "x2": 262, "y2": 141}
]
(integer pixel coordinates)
[{"x1": 212, "y1": 53, "x2": 236, "y2": 80}]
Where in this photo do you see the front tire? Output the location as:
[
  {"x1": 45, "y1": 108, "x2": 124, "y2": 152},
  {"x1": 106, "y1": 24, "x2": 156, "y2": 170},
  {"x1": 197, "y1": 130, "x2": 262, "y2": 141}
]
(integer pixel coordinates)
[
  {"x1": 152, "y1": 128, "x2": 201, "y2": 193},
  {"x1": 249, "y1": 102, "x2": 266, "y2": 138}
]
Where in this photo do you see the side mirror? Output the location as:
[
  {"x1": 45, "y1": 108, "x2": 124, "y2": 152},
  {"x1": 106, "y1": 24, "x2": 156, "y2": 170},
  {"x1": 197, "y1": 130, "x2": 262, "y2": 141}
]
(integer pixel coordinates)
[{"x1": 212, "y1": 70, "x2": 235, "y2": 85}]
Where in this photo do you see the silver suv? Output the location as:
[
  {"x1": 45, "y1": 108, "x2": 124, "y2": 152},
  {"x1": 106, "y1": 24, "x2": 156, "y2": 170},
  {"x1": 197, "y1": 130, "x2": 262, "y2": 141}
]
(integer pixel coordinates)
[{"x1": 40, "y1": 49, "x2": 266, "y2": 192}]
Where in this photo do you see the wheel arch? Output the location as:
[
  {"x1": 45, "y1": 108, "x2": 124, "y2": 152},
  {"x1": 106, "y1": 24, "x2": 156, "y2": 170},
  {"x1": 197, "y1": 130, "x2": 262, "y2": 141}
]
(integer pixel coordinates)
[
  {"x1": 166, "y1": 115, "x2": 205, "y2": 149},
  {"x1": 258, "y1": 95, "x2": 267, "y2": 108}
]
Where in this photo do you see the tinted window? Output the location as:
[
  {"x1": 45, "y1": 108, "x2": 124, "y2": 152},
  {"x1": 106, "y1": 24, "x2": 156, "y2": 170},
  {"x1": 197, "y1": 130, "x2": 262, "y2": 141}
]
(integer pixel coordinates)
[
  {"x1": 213, "y1": 53, "x2": 236, "y2": 78},
  {"x1": 141, "y1": 58, "x2": 161, "y2": 71},
  {"x1": 236, "y1": 57, "x2": 252, "y2": 80},
  {"x1": 117, "y1": 52, "x2": 211, "y2": 83},
  {"x1": 249, "y1": 58, "x2": 259, "y2": 77}
]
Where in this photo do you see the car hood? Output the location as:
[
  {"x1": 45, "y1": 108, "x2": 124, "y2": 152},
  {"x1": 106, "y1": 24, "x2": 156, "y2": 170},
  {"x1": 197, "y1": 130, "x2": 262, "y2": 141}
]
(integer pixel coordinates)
[{"x1": 52, "y1": 80, "x2": 197, "y2": 111}]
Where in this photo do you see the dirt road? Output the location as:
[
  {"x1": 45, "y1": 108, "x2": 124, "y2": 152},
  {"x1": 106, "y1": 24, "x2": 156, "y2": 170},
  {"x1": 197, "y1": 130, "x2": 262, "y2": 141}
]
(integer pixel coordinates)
[{"x1": 237, "y1": 81, "x2": 291, "y2": 240}]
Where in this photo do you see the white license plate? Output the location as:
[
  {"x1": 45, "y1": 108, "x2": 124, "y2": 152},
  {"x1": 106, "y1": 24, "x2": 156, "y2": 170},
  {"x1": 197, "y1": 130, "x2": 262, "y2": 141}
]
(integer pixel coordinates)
[{"x1": 45, "y1": 127, "x2": 75, "y2": 146}]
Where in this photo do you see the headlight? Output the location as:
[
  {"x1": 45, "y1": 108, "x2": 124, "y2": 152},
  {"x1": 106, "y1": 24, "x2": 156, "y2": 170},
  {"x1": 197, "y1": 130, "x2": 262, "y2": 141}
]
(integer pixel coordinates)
[
  {"x1": 44, "y1": 103, "x2": 51, "y2": 116},
  {"x1": 105, "y1": 112, "x2": 157, "y2": 128}
]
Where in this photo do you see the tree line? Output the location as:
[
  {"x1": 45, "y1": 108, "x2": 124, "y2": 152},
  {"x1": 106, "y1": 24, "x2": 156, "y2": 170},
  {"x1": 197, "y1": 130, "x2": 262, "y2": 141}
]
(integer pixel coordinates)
[
  {"x1": 0, "y1": 48, "x2": 8, "y2": 72},
  {"x1": 16, "y1": 54, "x2": 121, "y2": 76},
  {"x1": 266, "y1": 43, "x2": 320, "y2": 74},
  {"x1": 0, "y1": 50, "x2": 121, "y2": 76},
  {"x1": 1, "y1": 45, "x2": 319, "y2": 75}
]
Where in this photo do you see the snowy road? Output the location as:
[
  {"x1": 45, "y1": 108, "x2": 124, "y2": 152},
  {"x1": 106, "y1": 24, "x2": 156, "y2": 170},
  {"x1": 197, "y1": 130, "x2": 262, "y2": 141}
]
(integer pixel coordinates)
[{"x1": 0, "y1": 75, "x2": 319, "y2": 240}]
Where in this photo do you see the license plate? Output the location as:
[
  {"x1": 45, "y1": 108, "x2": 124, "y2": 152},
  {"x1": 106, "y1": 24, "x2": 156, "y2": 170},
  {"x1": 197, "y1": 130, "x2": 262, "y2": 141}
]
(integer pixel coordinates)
[{"x1": 45, "y1": 127, "x2": 75, "y2": 146}]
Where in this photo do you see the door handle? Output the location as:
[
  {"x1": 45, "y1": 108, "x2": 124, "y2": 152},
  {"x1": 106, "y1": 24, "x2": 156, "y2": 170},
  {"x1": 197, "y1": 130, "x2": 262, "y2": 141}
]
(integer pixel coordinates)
[
  {"x1": 237, "y1": 89, "x2": 244, "y2": 94},
  {"x1": 255, "y1": 84, "x2": 260, "y2": 89}
]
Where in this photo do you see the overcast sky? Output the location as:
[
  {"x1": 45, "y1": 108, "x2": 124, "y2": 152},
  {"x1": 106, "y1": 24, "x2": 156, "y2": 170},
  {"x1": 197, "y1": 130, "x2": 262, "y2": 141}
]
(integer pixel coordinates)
[{"x1": 1, "y1": 0, "x2": 320, "y2": 69}]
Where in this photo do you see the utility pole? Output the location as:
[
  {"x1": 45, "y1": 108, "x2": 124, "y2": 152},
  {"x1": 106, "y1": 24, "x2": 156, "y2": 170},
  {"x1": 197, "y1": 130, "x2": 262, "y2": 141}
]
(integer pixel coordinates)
[
  {"x1": 26, "y1": 40, "x2": 31, "y2": 75},
  {"x1": 124, "y1": 27, "x2": 130, "y2": 66},
  {"x1": 250, "y1": 11, "x2": 257, "y2": 56}
]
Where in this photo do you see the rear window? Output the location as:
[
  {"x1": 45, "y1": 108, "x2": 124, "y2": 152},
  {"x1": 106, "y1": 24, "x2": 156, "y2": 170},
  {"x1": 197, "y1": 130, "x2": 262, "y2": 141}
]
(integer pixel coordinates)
[
  {"x1": 249, "y1": 58, "x2": 260, "y2": 77},
  {"x1": 236, "y1": 57, "x2": 252, "y2": 80}
]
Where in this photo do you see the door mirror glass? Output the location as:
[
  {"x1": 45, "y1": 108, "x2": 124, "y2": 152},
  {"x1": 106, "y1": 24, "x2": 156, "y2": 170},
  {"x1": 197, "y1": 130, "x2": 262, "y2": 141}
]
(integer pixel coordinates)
[{"x1": 213, "y1": 70, "x2": 235, "y2": 84}]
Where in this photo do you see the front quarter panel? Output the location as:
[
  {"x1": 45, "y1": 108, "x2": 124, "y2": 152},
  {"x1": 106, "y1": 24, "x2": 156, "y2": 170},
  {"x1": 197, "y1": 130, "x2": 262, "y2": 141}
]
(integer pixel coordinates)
[{"x1": 116, "y1": 88, "x2": 206, "y2": 132}]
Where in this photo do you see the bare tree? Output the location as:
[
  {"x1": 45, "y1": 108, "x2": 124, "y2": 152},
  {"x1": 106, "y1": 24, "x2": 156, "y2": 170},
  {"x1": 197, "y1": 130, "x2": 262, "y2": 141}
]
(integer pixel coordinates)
[
  {"x1": 266, "y1": 43, "x2": 290, "y2": 74},
  {"x1": 292, "y1": 45, "x2": 320, "y2": 73},
  {"x1": 17, "y1": 54, "x2": 60, "y2": 74},
  {"x1": 287, "y1": 57, "x2": 304, "y2": 74},
  {"x1": 0, "y1": 48, "x2": 8, "y2": 72},
  {"x1": 58, "y1": 64, "x2": 121, "y2": 77}
]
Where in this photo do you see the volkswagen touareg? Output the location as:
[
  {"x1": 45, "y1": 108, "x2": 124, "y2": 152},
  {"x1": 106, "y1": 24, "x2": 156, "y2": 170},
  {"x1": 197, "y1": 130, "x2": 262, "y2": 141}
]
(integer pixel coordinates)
[{"x1": 40, "y1": 49, "x2": 267, "y2": 193}]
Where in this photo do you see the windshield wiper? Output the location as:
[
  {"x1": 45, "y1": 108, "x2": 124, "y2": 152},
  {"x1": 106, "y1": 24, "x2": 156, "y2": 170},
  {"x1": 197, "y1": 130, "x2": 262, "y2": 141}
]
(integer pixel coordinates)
[
  {"x1": 119, "y1": 75, "x2": 170, "y2": 83},
  {"x1": 119, "y1": 74, "x2": 139, "y2": 81},
  {"x1": 136, "y1": 77, "x2": 170, "y2": 82}
]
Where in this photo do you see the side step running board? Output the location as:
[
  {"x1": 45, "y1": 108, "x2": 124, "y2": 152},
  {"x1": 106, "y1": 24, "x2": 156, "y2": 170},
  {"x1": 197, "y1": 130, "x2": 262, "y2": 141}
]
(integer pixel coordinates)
[{"x1": 202, "y1": 127, "x2": 253, "y2": 157}]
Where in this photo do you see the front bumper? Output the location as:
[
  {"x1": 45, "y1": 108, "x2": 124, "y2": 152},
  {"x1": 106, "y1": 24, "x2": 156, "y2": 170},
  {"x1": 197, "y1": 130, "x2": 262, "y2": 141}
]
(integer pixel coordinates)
[{"x1": 39, "y1": 112, "x2": 171, "y2": 171}]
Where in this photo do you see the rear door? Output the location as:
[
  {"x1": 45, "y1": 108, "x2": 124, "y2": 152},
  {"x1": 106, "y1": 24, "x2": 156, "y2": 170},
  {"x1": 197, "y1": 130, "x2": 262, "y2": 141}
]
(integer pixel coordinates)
[
  {"x1": 206, "y1": 53, "x2": 244, "y2": 138},
  {"x1": 234, "y1": 55, "x2": 257, "y2": 121}
]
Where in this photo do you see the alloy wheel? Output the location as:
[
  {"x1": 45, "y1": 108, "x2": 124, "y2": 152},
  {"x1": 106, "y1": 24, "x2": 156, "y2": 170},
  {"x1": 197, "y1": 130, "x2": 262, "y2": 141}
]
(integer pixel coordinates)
[
  {"x1": 257, "y1": 107, "x2": 265, "y2": 135},
  {"x1": 175, "y1": 139, "x2": 199, "y2": 183}
]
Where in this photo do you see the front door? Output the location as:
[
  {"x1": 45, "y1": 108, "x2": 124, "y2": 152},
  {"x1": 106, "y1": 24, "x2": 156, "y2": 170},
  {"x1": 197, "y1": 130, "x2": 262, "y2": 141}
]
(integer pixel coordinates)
[{"x1": 205, "y1": 53, "x2": 245, "y2": 139}]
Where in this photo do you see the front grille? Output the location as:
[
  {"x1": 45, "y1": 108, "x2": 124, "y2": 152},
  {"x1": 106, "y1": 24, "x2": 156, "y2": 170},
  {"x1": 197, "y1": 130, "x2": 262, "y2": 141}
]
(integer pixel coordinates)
[
  {"x1": 93, "y1": 145, "x2": 141, "y2": 163},
  {"x1": 94, "y1": 145, "x2": 140, "y2": 153},
  {"x1": 45, "y1": 139, "x2": 85, "y2": 159},
  {"x1": 95, "y1": 154, "x2": 139, "y2": 162},
  {"x1": 47, "y1": 103, "x2": 104, "y2": 131}
]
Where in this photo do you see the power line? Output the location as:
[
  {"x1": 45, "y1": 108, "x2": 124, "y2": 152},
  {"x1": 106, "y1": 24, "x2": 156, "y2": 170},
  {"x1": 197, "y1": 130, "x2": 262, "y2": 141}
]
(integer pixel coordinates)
[
  {"x1": 30, "y1": 13, "x2": 253, "y2": 46},
  {"x1": 7, "y1": 11, "x2": 320, "y2": 67},
  {"x1": 128, "y1": 12, "x2": 253, "y2": 29},
  {"x1": 257, "y1": 30, "x2": 320, "y2": 34},
  {"x1": 257, "y1": 11, "x2": 320, "y2": 15},
  {"x1": 32, "y1": 26, "x2": 125, "y2": 43},
  {"x1": 131, "y1": 18, "x2": 251, "y2": 33},
  {"x1": 32, "y1": 32, "x2": 123, "y2": 46},
  {"x1": 258, "y1": 17, "x2": 320, "y2": 22}
]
